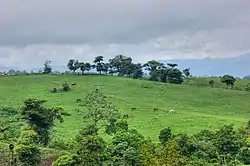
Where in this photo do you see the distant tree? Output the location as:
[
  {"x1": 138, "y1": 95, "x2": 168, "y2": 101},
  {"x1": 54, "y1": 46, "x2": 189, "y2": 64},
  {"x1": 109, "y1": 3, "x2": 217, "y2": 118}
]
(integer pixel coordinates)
[
  {"x1": 85, "y1": 63, "x2": 92, "y2": 73},
  {"x1": 74, "y1": 60, "x2": 81, "y2": 73},
  {"x1": 102, "y1": 63, "x2": 110, "y2": 75},
  {"x1": 131, "y1": 63, "x2": 143, "y2": 79},
  {"x1": 67, "y1": 59, "x2": 76, "y2": 72},
  {"x1": 167, "y1": 63, "x2": 178, "y2": 68},
  {"x1": 244, "y1": 83, "x2": 250, "y2": 91},
  {"x1": 183, "y1": 68, "x2": 191, "y2": 78},
  {"x1": 209, "y1": 79, "x2": 214, "y2": 87},
  {"x1": 143, "y1": 60, "x2": 164, "y2": 74},
  {"x1": 94, "y1": 56, "x2": 104, "y2": 74},
  {"x1": 109, "y1": 54, "x2": 134, "y2": 76},
  {"x1": 78, "y1": 62, "x2": 86, "y2": 74},
  {"x1": 221, "y1": 75, "x2": 236, "y2": 88},
  {"x1": 43, "y1": 60, "x2": 52, "y2": 74},
  {"x1": 20, "y1": 98, "x2": 70, "y2": 145}
]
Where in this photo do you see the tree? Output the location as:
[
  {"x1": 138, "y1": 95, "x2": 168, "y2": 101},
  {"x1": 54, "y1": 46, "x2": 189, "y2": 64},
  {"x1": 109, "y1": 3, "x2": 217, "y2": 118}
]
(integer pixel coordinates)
[
  {"x1": 131, "y1": 63, "x2": 143, "y2": 79},
  {"x1": 143, "y1": 60, "x2": 164, "y2": 74},
  {"x1": 43, "y1": 60, "x2": 52, "y2": 74},
  {"x1": 159, "y1": 127, "x2": 172, "y2": 145},
  {"x1": 183, "y1": 68, "x2": 190, "y2": 78},
  {"x1": 67, "y1": 59, "x2": 76, "y2": 72},
  {"x1": 81, "y1": 89, "x2": 120, "y2": 131},
  {"x1": 221, "y1": 75, "x2": 236, "y2": 88},
  {"x1": 94, "y1": 56, "x2": 104, "y2": 74},
  {"x1": 20, "y1": 98, "x2": 70, "y2": 145},
  {"x1": 85, "y1": 63, "x2": 92, "y2": 73},
  {"x1": 78, "y1": 62, "x2": 86, "y2": 74},
  {"x1": 52, "y1": 154, "x2": 81, "y2": 166}
]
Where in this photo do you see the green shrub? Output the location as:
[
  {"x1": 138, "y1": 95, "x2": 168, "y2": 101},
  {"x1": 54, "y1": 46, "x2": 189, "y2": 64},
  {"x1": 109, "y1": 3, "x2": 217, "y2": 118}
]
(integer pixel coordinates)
[
  {"x1": 62, "y1": 83, "x2": 70, "y2": 92},
  {"x1": 52, "y1": 154, "x2": 80, "y2": 166},
  {"x1": 245, "y1": 83, "x2": 250, "y2": 91},
  {"x1": 51, "y1": 88, "x2": 58, "y2": 93},
  {"x1": 238, "y1": 147, "x2": 250, "y2": 164},
  {"x1": 48, "y1": 137, "x2": 75, "y2": 151}
]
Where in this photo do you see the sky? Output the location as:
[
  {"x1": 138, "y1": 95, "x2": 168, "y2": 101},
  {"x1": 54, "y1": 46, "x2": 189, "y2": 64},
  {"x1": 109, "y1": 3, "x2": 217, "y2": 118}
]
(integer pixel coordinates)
[{"x1": 0, "y1": 0, "x2": 250, "y2": 70}]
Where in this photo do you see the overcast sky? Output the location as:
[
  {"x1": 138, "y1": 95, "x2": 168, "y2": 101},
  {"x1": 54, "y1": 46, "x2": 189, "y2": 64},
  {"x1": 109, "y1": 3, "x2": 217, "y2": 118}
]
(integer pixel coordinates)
[{"x1": 0, "y1": 0, "x2": 250, "y2": 69}]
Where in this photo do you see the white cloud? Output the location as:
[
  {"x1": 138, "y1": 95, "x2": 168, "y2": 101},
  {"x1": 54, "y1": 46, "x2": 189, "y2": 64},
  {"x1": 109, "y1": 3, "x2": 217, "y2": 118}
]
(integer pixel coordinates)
[{"x1": 0, "y1": 0, "x2": 250, "y2": 69}]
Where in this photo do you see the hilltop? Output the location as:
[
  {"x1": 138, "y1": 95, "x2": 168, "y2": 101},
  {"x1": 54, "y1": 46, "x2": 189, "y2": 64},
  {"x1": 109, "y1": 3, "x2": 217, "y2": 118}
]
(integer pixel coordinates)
[{"x1": 0, "y1": 74, "x2": 250, "y2": 141}]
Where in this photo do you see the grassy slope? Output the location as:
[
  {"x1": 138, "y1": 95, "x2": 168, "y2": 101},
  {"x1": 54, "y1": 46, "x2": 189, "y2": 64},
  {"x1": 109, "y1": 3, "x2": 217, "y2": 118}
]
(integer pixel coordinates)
[{"x1": 0, "y1": 74, "x2": 250, "y2": 141}]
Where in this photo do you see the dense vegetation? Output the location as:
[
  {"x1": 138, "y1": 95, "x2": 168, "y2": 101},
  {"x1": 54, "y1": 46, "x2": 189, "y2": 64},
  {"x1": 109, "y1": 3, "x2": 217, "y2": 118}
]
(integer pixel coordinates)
[{"x1": 1, "y1": 55, "x2": 250, "y2": 165}]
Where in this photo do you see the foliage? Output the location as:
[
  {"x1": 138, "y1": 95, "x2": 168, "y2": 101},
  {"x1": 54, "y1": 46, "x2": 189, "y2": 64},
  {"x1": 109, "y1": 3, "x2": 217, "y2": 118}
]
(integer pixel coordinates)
[
  {"x1": 158, "y1": 139, "x2": 188, "y2": 166},
  {"x1": 20, "y1": 98, "x2": 69, "y2": 145},
  {"x1": 208, "y1": 79, "x2": 214, "y2": 87},
  {"x1": 221, "y1": 75, "x2": 236, "y2": 88},
  {"x1": 238, "y1": 147, "x2": 250, "y2": 165},
  {"x1": 183, "y1": 68, "x2": 191, "y2": 78},
  {"x1": 105, "y1": 119, "x2": 128, "y2": 135},
  {"x1": 51, "y1": 87, "x2": 58, "y2": 93},
  {"x1": 107, "y1": 129, "x2": 144, "y2": 165},
  {"x1": 244, "y1": 83, "x2": 250, "y2": 91},
  {"x1": 159, "y1": 127, "x2": 172, "y2": 145},
  {"x1": 52, "y1": 154, "x2": 81, "y2": 166},
  {"x1": 14, "y1": 129, "x2": 41, "y2": 166},
  {"x1": 43, "y1": 60, "x2": 52, "y2": 74},
  {"x1": 0, "y1": 107, "x2": 22, "y2": 141},
  {"x1": 81, "y1": 89, "x2": 120, "y2": 131},
  {"x1": 62, "y1": 83, "x2": 70, "y2": 92},
  {"x1": 76, "y1": 135, "x2": 106, "y2": 165}
]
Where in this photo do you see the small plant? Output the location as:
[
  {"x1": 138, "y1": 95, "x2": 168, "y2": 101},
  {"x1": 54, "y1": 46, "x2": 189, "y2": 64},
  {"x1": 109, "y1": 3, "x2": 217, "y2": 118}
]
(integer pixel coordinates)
[
  {"x1": 62, "y1": 83, "x2": 70, "y2": 92},
  {"x1": 208, "y1": 79, "x2": 214, "y2": 87},
  {"x1": 244, "y1": 83, "x2": 250, "y2": 92},
  {"x1": 76, "y1": 98, "x2": 82, "y2": 103},
  {"x1": 51, "y1": 88, "x2": 57, "y2": 93}
]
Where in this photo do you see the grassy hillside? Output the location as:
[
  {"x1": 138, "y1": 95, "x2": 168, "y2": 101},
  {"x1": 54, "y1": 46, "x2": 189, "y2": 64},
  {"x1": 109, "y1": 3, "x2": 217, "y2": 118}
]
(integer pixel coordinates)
[{"x1": 0, "y1": 74, "x2": 250, "y2": 141}]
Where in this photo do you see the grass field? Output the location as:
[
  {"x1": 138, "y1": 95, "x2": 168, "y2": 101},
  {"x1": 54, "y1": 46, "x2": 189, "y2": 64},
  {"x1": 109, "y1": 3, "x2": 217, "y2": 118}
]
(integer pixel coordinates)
[{"x1": 0, "y1": 74, "x2": 250, "y2": 142}]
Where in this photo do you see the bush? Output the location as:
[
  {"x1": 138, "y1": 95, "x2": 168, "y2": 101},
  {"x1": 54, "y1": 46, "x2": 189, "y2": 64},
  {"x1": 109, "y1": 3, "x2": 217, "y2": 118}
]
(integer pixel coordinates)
[
  {"x1": 245, "y1": 83, "x2": 250, "y2": 92},
  {"x1": 238, "y1": 148, "x2": 250, "y2": 165},
  {"x1": 48, "y1": 137, "x2": 75, "y2": 151},
  {"x1": 51, "y1": 88, "x2": 58, "y2": 93},
  {"x1": 52, "y1": 154, "x2": 81, "y2": 166},
  {"x1": 62, "y1": 83, "x2": 70, "y2": 92}
]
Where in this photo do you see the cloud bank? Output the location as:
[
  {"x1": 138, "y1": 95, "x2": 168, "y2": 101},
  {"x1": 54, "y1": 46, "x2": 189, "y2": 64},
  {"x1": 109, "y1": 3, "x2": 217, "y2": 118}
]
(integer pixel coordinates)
[{"x1": 0, "y1": 0, "x2": 250, "y2": 69}]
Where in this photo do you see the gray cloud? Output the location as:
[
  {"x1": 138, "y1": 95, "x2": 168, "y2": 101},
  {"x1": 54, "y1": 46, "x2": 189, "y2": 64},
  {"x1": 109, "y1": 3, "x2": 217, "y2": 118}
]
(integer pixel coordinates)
[{"x1": 0, "y1": 0, "x2": 250, "y2": 68}]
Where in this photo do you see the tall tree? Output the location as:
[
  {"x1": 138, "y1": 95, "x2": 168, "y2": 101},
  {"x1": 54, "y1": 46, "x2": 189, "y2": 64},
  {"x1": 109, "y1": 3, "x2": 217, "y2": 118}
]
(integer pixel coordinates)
[
  {"x1": 43, "y1": 60, "x2": 52, "y2": 74},
  {"x1": 20, "y1": 98, "x2": 69, "y2": 145},
  {"x1": 94, "y1": 56, "x2": 104, "y2": 74}
]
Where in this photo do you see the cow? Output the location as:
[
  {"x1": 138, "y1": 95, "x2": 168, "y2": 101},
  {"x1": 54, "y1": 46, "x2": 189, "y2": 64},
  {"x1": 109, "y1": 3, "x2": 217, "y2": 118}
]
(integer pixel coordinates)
[
  {"x1": 122, "y1": 114, "x2": 129, "y2": 118},
  {"x1": 131, "y1": 107, "x2": 136, "y2": 111}
]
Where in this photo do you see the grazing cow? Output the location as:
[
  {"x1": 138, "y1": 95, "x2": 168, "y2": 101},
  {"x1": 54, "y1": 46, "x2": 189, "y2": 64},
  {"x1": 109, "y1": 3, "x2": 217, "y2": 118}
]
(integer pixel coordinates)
[
  {"x1": 169, "y1": 110, "x2": 174, "y2": 114},
  {"x1": 131, "y1": 107, "x2": 136, "y2": 111},
  {"x1": 122, "y1": 114, "x2": 129, "y2": 118},
  {"x1": 153, "y1": 108, "x2": 158, "y2": 111},
  {"x1": 71, "y1": 83, "x2": 76, "y2": 86}
]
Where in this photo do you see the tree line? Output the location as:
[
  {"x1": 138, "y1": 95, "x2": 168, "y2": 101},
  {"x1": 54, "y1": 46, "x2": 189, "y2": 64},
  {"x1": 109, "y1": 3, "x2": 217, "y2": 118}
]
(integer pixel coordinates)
[{"x1": 66, "y1": 55, "x2": 190, "y2": 84}]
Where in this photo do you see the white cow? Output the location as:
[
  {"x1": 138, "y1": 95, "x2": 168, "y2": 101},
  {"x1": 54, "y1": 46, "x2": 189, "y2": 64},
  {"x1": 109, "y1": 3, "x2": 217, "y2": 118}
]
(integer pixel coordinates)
[{"x1": 169, "y1": 110, "x2": 174, "y2": 114}]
